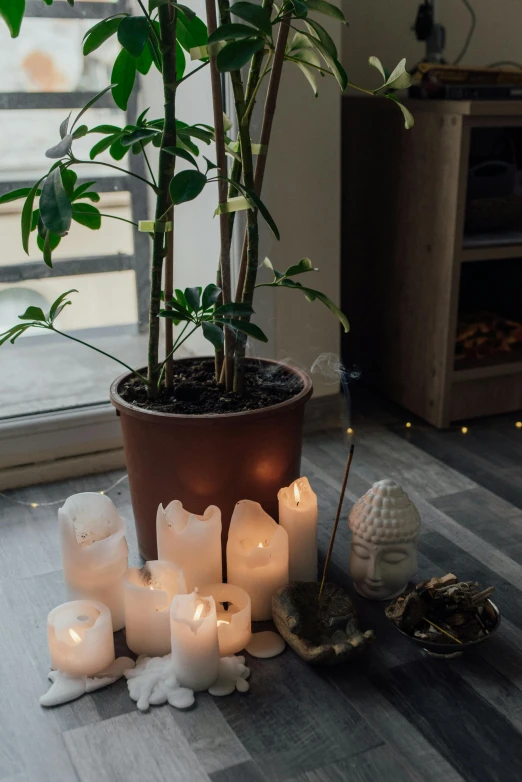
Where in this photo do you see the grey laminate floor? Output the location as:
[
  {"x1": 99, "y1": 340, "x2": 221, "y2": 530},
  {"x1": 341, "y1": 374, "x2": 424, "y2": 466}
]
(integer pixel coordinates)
[{"x1": 2, "y1": 395, "x2": 522, "y2": 782}]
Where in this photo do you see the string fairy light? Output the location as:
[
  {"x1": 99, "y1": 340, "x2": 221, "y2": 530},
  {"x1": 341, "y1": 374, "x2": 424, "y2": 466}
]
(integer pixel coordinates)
[{"x1": 0, "y1": 474, "x2": 129, "y2": 510}]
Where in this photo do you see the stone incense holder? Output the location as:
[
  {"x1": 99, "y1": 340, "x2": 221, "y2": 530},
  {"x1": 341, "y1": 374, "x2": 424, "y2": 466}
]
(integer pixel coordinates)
[{"x1": 272, "y1": 581, "x2": 375, "y2": 665}]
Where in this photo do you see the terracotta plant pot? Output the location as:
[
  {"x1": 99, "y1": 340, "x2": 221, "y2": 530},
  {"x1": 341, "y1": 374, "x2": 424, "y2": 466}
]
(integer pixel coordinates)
[{"x1": 110, "y1": 358, "x2": 313, "y2": 562}]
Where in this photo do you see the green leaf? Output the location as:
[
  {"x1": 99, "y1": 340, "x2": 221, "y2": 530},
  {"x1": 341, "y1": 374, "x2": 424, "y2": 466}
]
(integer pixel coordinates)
[
  {"x1": 0, "y1": 324, "x2": 31, "y2": 346},
  {"x1": 159, "y1": 309, "x2": 192, "y2": 323},
  {"x1": 61, "y1": 168, "x2": 77, "y2": 200},
  {"x1": 277, "y1": 279, "x2": 349, "y2": 332},
  {"x1": 216, "y1": 317, "x2": 268, "y2": 342},
  {"x1": 289, "y1": 0, "x2": 308, "y2": 17},
  {"x1": 289, "y1": 47, "x2": 321, "y2": 96},
  {"x1": 204, "y1": 157, "x2": 218, "y2": 172},
  {"x1": 120, "y1": 127, "x2": 159, "y2": 147},
  {"x1": 49, "y1": 289, "x2": 77, "y2": 321},
  {"x1": 72, "y1": 181, "x2": 98, "y2": 201},
  {"x1": 117, "y1": 15, "x2": 149, "y2": 58},
  {"x1": 0, "y1": 0, "x2": 25, "y2": 38},
  {"x1": 305, "y1": 0, "x2": 347, "y2": 23},
  {"x1": 208, "y1": 23, "x2": 257, "y2": 44},
  {"x1": 21, "y1": 180, "x2": 43, "y2": 255},
  {"x1": 72, "y1": 124, "x2": 89, "y2": 140},
  {"x1": 163, "y1": 146, "x2": 199, "y2": 168},
  {"x1": 0, "y1": 187, "x2": 40, "y2": 206},
  {"x1": 83, "y1": 15, "x2": 124, "y2": 56},
  {"x1": 214, "y1": 302, "x2": 254, "y2": 316},
  {"x1": 283, "y1": 258, "x2": 317, "y2": 277},
  {"x1": 111, "y1": 49, "x2": 137, "y2": 110},
  {"x1": 384, "y1": 58, "x2": 412, "y2": 91},
  {"x1": 136, "y1": 38, "x2": 153, "y2": 74},
  {"x1": 19, "y1": 306, "x2": 46, "y2": 322},
  {"x1": 368, "y1": 55, "x2": 386, "y2": 81},
  {"x1": 169, "y1": 170, "x2": 207, "y2": 205},
  {"x1": 109, "y1": 136, "x2": 130, "y2": 161},
  {"x1": 89, "y1": 133, "x2": 121, "y2": 159},
  {"x1": 39, "y1": 168, "x2": 72, "y2": 237},
  {"x1": 386, "y1": 94, "x2": 414, "y2": 129},
  {"x1": 72, "y1": 203, "x2": 102, "y2": 230},
  {"x1": 177, "y1": 10, "x2": 208, "y2": 54},
  {"x1": 45, "y1": 135, "x2": 73, "y2": 159},
  {"x1": 230, "y1": 2, "x2": 272, "y2": 36},
  {"x1": 184, "y1": 286, "x2": 201, "y2": 312},
  {"x1": 202, "y1": 322, "x2": 224, "y2": 350},
  {"x1": 42, "y1": 230, "x2": 53, "y2": 267},
  {"x1": 59, "y1": 112, "x2": 71, "y2": 139},
  {"x1": 217, "y1": 37, "x2": 264, "y2": 72},
  {"x1": 242, "y1": 186, "x2": 279, "y2": 240},
  {"x1": 89, "y1": 124, "x2": 122, "y2": 134},
  {"x1": 37, "y1": 228, "x2": 61, "y2": 260},
  {"x1": 202, "y1": 283, "x2": 222, "y2": 309},
  {"x1": 305, "y1": 18, "x2": 336, "y2": 57},
  {"x1": 72, "y1": 84, "x2": 117, "y2": 131},
  {"x1": 288, "y1": 30, "x2": 314, "y2": 53}
]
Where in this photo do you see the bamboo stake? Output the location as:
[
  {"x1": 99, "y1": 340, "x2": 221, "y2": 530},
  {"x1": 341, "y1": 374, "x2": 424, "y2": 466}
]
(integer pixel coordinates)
[
  {"x1": 164, "y1": 211, "x2": 174, "y2": 389},
  {"x1": 146, "y1": 1, "x2": 177, "y2": 396},
  {"x1": 205, "y1": 0, "x2": 234, "y2": 391},
  {"x1": 318, "y1": 444, "x2": 355, "y2": 602}
]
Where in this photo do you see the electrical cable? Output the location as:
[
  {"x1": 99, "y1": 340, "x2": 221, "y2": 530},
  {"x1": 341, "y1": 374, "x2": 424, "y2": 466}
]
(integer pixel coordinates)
[{"x1": 454, "y1": 0, "x2": 477, "y2": 65}]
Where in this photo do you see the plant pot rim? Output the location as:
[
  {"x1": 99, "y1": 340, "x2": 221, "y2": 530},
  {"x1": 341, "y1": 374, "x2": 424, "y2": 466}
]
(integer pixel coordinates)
[{"x1": 110, "y1": 357, "x2": 313, "y2": 424}]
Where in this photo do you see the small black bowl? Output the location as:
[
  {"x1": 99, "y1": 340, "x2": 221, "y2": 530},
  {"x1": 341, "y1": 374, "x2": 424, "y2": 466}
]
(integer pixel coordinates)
[{"x1": 391, "y1": 599, "x2": 501, "y2": 659}]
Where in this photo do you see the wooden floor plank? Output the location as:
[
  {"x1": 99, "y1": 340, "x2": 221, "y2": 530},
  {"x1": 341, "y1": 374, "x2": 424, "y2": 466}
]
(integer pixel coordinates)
[
  {"x1": 284, "y1": 745, "x2": 421, "y2": 782},
  {"x1": 64, "y1": 710, "x2": 210, "y2": 782},
  {"x1": 370, "y1": 660, "x2": 522, "y2": 782}
]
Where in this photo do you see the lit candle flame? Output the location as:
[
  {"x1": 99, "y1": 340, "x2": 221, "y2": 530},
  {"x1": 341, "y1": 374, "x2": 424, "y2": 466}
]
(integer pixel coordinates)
[
  {"x1": 258, "y1": 542, "x2": 264, "y2": 548},
  {"x1": 69, "y1": 628, "x2": 82, "y2": 644},
  {"x1": 294, "y1": 482, "x2": 301, "y2": 506},
  {"x1": 193, "y1": 602, "x2": 204, "y2": 621}
]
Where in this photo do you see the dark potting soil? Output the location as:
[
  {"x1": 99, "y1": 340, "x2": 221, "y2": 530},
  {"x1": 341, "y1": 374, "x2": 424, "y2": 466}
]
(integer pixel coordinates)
[{"x1": 119, "y1": 358, "x2": 304, "y2": 415}]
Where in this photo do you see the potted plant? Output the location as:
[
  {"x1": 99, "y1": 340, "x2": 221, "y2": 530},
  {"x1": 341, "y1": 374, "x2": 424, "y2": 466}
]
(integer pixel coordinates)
[{"x1": 0, "y1": 0, "x2": 412, "y2": 559}]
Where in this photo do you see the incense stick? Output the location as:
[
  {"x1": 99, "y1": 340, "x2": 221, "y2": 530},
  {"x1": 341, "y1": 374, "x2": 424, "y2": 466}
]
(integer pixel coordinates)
[
  {"x1": 318, "y1": 444, "x2": 355, "y2": 602},
  {"x1": 424, "y1": 618, "x2": 463, "y2": 645}
]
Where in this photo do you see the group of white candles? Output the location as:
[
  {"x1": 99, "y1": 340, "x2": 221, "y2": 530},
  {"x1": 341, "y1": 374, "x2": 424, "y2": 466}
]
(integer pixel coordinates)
[{"x1": 47, "y1": 477, "x2": 318, "y2": 692}]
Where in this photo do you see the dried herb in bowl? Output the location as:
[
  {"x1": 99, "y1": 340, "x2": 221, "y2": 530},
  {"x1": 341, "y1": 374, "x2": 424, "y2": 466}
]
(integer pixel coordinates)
[{"x1": 385, "y1": 573, "x2": 497, "y2": 646}]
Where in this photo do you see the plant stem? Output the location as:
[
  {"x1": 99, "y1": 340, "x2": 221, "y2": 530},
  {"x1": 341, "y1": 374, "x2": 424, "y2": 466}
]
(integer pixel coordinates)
[
  {"x1": 177, "y1": 59, "x2": 209, "y2": 84},
  {"x1": 147, "y1": 1, "x2": 178, "y2": 396},
  {"x1": 163, "y1": 1, "x2": 177, "y2": 392},
  {"x1": 98, "y1": 213, "x2": 139, "y2": 227},
  {"x1": 156, "y1": 321, "x2": 197, "y2": 390},
  {"x1": 234, "y1": 11, "x2": 290, "y2": 305},
  {"x1": 71, "y1": 157, "x2": 156, "y2": 191},
  {"x1": 140, "y1": 142, "x2": 158, "y2": 188},
  {"x1": 206, "y1": 0, "x2": 234, "y2": 392},
  {"x1": 50, "y1": 327, "x2": 150, "y2": 386}
]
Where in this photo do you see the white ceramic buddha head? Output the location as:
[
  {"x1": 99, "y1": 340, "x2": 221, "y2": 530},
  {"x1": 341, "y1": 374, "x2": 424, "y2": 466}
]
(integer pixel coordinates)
[{"x1": 348, "y1": 479, "x2": 421, "y2": 601}]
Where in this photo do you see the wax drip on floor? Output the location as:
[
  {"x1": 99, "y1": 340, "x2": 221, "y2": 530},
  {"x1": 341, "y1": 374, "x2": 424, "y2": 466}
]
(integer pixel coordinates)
[
  {"x1": 124, "y1": 654, "x2": 250, "y2": 710},
  {"x1": 246, "y1": 631, "x2": 286, "y2": 659},
  {"x1": 40, "y1": 657, "x2": 135, "y2": 707}
]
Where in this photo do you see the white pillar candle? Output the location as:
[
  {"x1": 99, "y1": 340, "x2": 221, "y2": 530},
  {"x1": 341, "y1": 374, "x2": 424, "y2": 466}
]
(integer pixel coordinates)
[
  {"x1": 278, "y1": 477, "x2": 318, "y2": 582},
  {"x1": 59, "y1": 493, "x2": 128, "y2": 631},
  {"x1": 170, "y1": 590, "x2": 220, "y2": 691},
  {"x1": 123, "y1": 561, "x2": 187, "y2": 657},
  {"x1": 157, "y1": 501, "x2": 222, "y2": 591},
  {"x1": 199, "y1": 583, "x2": 251, "y2": 657},
  {"x1": 47, "y1": 600, "x2": 115, "y2": 677},
  {"x1": 227, "y1": 500, "x2": 289, "y2": 621}
]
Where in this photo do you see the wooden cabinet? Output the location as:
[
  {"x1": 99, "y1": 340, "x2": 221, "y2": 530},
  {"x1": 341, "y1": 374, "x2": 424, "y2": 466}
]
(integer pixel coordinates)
[{"x1": 342, "y1": 96, "x2": 522, "y2": 428}]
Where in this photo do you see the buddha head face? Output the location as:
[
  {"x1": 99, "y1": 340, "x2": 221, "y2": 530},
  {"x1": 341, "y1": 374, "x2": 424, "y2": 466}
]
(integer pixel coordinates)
[{"x1": 348, "y1": 479, "x2": 421, "y2": 601}]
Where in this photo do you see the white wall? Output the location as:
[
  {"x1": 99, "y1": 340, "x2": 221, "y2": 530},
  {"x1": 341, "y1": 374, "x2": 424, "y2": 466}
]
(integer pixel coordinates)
[{"x1": 258, "y1": 15, "x2": 343, "y2": 397}]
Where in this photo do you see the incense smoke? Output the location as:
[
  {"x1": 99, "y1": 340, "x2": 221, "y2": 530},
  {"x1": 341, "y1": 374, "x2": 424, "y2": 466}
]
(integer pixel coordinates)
[{"x1": 310, "y1": 353, "x2": 362, "y2": 426}]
